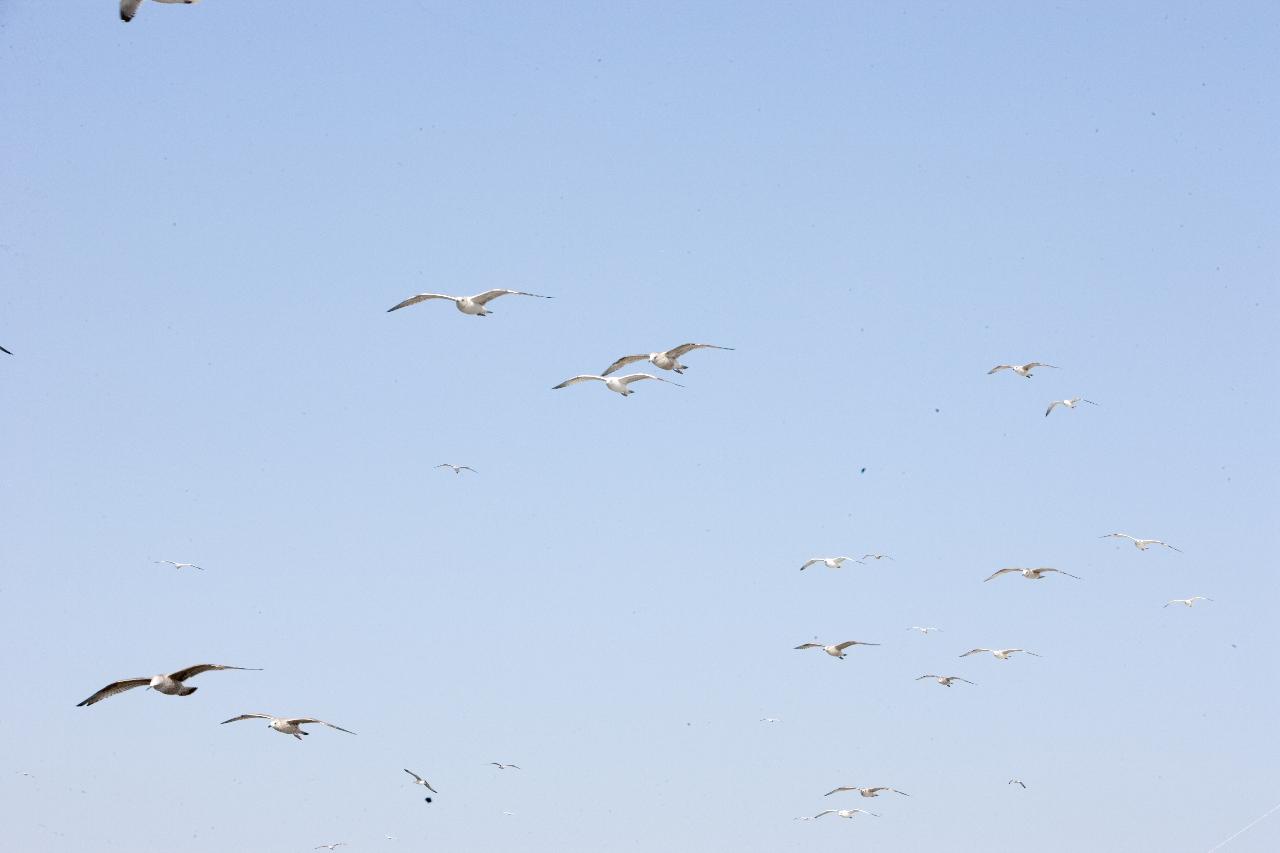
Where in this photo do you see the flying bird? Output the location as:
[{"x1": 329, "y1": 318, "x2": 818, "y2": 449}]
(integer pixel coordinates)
[
  {"x1": 1164, "y1": 596, "x2": 1213, "y2": 608},
  {"x1": 960, "y1": 648, "x2": 1041, "y2": 660},
  {"x1": 760, "y1": 717, "x2": 782, "y2": 723},
  {"x1": 1100, "y1": 533, "x2": 1181, "y2": 552},
  {"x1": 386, "y1": 289, "x2": 551, "y2": 316},
  {"x1": 1045, "y1": 397, "x2": 1098, "y2": 417},
  {"x1": 435, "y1": 464, "x2": 477, "y2": 475},
  {"x1": 220, "y1": 714, "x2": 356, "y2": 740},
  {"x1": 794, "y1": 640, "x2": 879, "y2": 659},
  {"x1": 813, "y1": 808, "x2": 880, "y2": 819},
  {"x1": 314, "y1": 845, "x2": 347, "y2": 851},
  {"x1": 983, "y1": 567, "x2": 1080, "y2": 582},
  {"x1": 1009, "y1": 779, "x2": 1027, "y2": 788},
  {"x1": 601, "y1": 343, "x2": 733, "y2": 376},
  {"x1": 825, "y1": 786, "x2": 910, "y2": 798},
  {"x1": 155, "y1": 560, "x2": 203, "y2": 571},
  {"x1": 490, "y1": 762, "x2": 521, "y2": 770},
  {"x1": 551, "y1": 373, "x2": 682, "y2": 396},
  {"x1": 77, "y1": 664, "x2": 259, "y2": 707},
  {"x1": 988, "y1": 362, "x2": 1057, "y2": 378},
  {"x1": 799, "y1": 556, "x2": 857, "y2": 571},
  {"x1": 859, "y1": 553, "x2": 893, "y2": 562},
  {"x1": 404, "y1": 769, "x2": 437, "y2": 800},
  {"x1": 907, "y1": 626, "x2": 942, "y2": 634},
  {"x1": 916, "y1": 674, "x2": 975, "y2": 687},
  {"x1": 121, "y1": 0, "x2": 197, "y2": 23}
]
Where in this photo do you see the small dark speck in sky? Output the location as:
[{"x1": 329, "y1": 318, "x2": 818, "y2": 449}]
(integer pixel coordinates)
[{"x1": 860, "y1": 467, "x2": 866, "y2": 474}]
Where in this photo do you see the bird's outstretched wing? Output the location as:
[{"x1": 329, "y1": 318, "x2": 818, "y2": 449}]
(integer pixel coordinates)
[
  {"x1": 984, "y1": 568, "x2": 1019, "y2": 582},
  {"x1": 601, "y1": 354, "x2": 648, "y2": 376},
  {"x1": 220, "y1": 713, "x2": 274, "y2": 724},
  {"x1": 404, "y1": 768, "x2": 424, "y2": 782},
  {"x1": 0, "y1": 345, "x2": 11, "y2": 355},
  {"x1": 1044, "y1": 568, "x2": 1082, "y2": 579},
  {"x1": 793, "y1": 643, "x2": 823, "y2": 650},
  {"x1": 76, "y1": 677, "x2": 150, "y2": 707},
  {"x1": 387, "y1": 293, "x2": 456, "y2": 312},
  {"x1": 1045, "y1": 401, "x2": 1065, "y2": 417},
  {"x1": 552, "y1": 375, "x2": 604, "y2": 389},
  {"x1": 834, "y1": 641, "x2": 878, "y2": 650},
  {"x1": 120, "y1": 0, "x2": 142, "y2": 21},
  {"x1": 167, "y1": 664, "x2": 261, "y2": 683},
  {"x1": 799, "y1": 558, "x2": 822, "y2": 571},
  {"x1": 824, "y1": 786, "x2": 855, "y2": 796},
  {"x1": 664, "y1": 343, "x2": 734, "y2": 358},
  {"x1": 289, "y1": 718, "x2": 356, "y2": 734},
  {"x1": 960, "y1": 648, "x2": 990, "y2": 657},
  {"x1": 617, "y1": 373, "x2": 683, "y2": 386},
  {"x1": 916, "y1": 675, "x2": 939, "y2": 680},
  {"x1": 813, "y1": 810, "x2": 836, "y2": 818},
  {"x1": 987, "y1": 364, "x2": 1013, "y2": 374},
  {"x1": 471, "y1": 289, "x2": 552, "y2": 305}
]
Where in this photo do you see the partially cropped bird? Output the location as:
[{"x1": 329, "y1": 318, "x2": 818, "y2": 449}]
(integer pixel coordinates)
[
  {"x1": 121, "y1": 0, "x2": 197, "y2": 23},
  {"x1": 0, "y1": 345, "x2": 11, "y2": 355},
  {"x1": 77, "y1": 664, "x2": 259, "y2": 706},
  {"x1": 794, "y1": 640, "x2": 879, "y2": 659},
  {"x1": 551, "y1": 373, "x2": 682, "y2": 397},
  {"x1": 988, "y1": 362, "x2": 1057, "y2": 378},
  {"x1": 601, "y1": 343, "x2": 733, "y2": 376},
  {"x1": 983, "y1": 567, "x2": 1080, "y2": 582},
  {"x1": 386, "y1": 289, "x2": 552, "y2": 316}
]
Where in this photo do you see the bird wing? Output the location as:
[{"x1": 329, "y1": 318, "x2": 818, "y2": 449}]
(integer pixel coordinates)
[
  {"x1": 120, "y1": 0, "x2": 142, "y2": 21},
  {"x1": 289, "y1": 718, "x2": 356, "y2": 734},
  {"x1": 506, "y1": 764, "x2": 521, "y2": 769},
  {"x1": 617, "y1": 373, "x2": 683, "y2": 386},
  {"x1": 1155, "y1": 540, "x2": 1183, "y2": 552},
  {"x1": 220, "y1": 713, "x2": 274, "y2": 724},
  {"x1": 404, "y1": 769, "x2": 424, "y2": 783},
  {"x1": 891, "y1": 789, "x2": 910, "y2": 796},
  {"x1": 0, "y1": 345, "x2": 10, "y2": 355},
  {"x1": 387, "y1": 293, "x2": 456, "y2": 312},
  {"x1": 458, "y1": 466, "x2": 477, "y2": 473},
  {"x1": 1102, "y1": 532, "x2": 1135, "y2": 541},
  {"x1": 813, "y1": 810, "x2": 836, "y2": 818},
  {"x1": 470, "y1": 289, "x2": 551, "y2": 305},
  {"x1": 793, "y1": 643, "x2": 823, "y2": 650},
  {"x1": 799, "y1": 559, "x2": 821, "y2": 571},
  {"x1": 987, "y1": 365, "x2": 1013, "y2": 374},
  {"x1": 835, "y1": 641, "x2": 878, "y2": 649},
  {"x1": 664, "y1": 342, "x2": 733, "y2": 358},
  {"x1": 601, "y1": 354, "x2": 648, "y2": 376},
  {"x1": 76, "y1": 677, "x2": 150, "y2": 707},
  {"x1": 552, "y1": 375, "x2": 605, "y2": 389},
  {"x1": 167, "y1": 664, "x2": 260, "y2": 683},
  {"x1": 1045, "y1": 400, "x2": 1064, "y2": 417},
  {"x1": 1045, "y1": 568, "x2": 1082, "y2": 579},
  {"x1": 916, "y1": 675, "x2": 939, "y2": 680},
  {"x1": 960, "y1": 648, "x2": 989, "y2": 657},
  {"x1": 955, "y1": 678, "x2": 976, "y2": 684},
  {"x1": 984, "y1": 568, "x2": 1019, "y2": 582},
  {"x1": 1026, "y1": 363, "x2": 1058, "y2": 369},
  {"x1": 824, "y1": 786, "x2": 855, "y2": 796}
]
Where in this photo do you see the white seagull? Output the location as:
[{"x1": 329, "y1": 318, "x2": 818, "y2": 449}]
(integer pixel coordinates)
[
  {"x1": 859, "y1": 553, "x2": 893, "y2": 562},
  {"x1": 799, "y1": 556, "x2": 857, "y2": 571},
  {"x1": 916, "y1": 674, "x2": 975, "y2": 687},
  {"x1": 1164, "y1": 596, "x2": 1213, "y2": 608},
  {"x1": 814, "y1": 808, "x2": 880, "y2": 819},
  {"x1": 121, "y1": 0, "x2": 197, "y2": 23},
  {"x1": 404, "y1": 769, "x2": 438, "y2": 800},
  {"x1": 551, "y1": 373, "x2": 682, "y2": 396},
  {"x1": 983, "y1": 567, "x2": 1080, "y2": 582},
  {"x1": 825, "y1": 786, "x2": 910, "y2": 798},
  {"x1": 1045, "y1": 397, "x2": 1098, "y2": 417},
  {"x1": 155, "y1": 560, "x2": 203, "y2": 571},
  {"x1": 490, "y1": 762, "x2": 521, "y2": 770},
  {"x1": 760, "y1": 717, "x2": 782, "y2": 723},
  {"x1": 1009, "y1": 779, "x2": 1027, "y2": 788},
  {"x1": 314, "y1": 845, "x2": 347, "y2": 852},
  {"x1": 988, "y1": 362, "x2": 1057, "y2": 378},
  {"x1": 794, "y1": 640, "x2": 879, "y2": 659},
  {"x1": 387, "y1": 289, "x2": 552, "y2": 316},
  {"x1": 601, "y1": 343, "x2": 733, "y2": 376},
  {"x1": 907, "y1": 626, "x2": 942, "y2": 634},
  {"x1": 960, "y1": 648, "x2": 1041, "y2": 660},
  {"x1": 1100, "y1": 532, "x2": 1182, "y2": 552},
  {"x1": 435, "y1": 464, "x2": 477, "y2": 475},
  {"x1": 77, "y1": 664, "x2": 259, "y2": 706},
  {"x1": 220, "y1": 714, "x2": 356, "y2": 740}
]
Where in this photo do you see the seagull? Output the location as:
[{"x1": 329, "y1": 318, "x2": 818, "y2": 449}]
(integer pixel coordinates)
[
  {"x1": 386, "y1": 289, "x2": 551, "y2": 316},
  {"x1": 799, "y1": 556, "x2": 857, "y2": 571},
  {"x1": 1100, "y1": 532, "x2": 1182, "y2": 552},
  {"x1": 1045, "y1": 397, "x2": 1098, "y2": 417},
  {"x1": 155, "y1": 560, "x2": 203, "y2": 571},
  {"x1": 435, "y1": 464, "x2": 477, "y2": 475},
  {"x1": 814, "y1": 808, "x2": 880, "y2": 819},
  {"x1": 794, "y1": 640, "x2": 879, "y2": 659},
  {"x1": 859, "y1": 553, "x2": 893, "y2": 562},
  {"x1": 1164, "y1": 596, "x2": 1213, "y2": 608},
  {"x1": 825, "y1": 786, "x2": 910, "y2": 798},
  {"x1": 760, "y1": 717, "x2": 782, "y2": 723},
  {"x1": 988, "y1": 362, "x2": 1057, "y2": 378},
  {"x1": 793, "y1": 816, "x2": 815, "y2": 821},
  {"x1": 960, "y1": 648, "x2": 1041, "y2": 660},
  {"x1": 77, "y1": 664, "x2": 259, "y2": 706},
  {"x1": 121, "y1": 0, "x2": 197, "y2": 23},
  {"x1": 220, "y1": 714, "x2": 356, "y2": 740},
  {"x1": 551, "y1": 373, "x2": 683, "y2": 396},
  {"x1": 601, "y1": 343, "x2": 733, "y2": 376},
  {"x1": 983, "y1": 567, "x2": 1081, "y2": 582},
  {"x1": 916, "y1": 674, "x2": 975, "y2": 687},
  {"x1": 314, "y1": 845, "x2": 347, "y2": 851},
  {"x1": 404, "y1": 769, "x2": 437, "y2": 800},
  {"x1": 907, "y1": 626, "x2": 942, "y2": 634},
  {"x1": 1009, "y1": 779, "x2": 1027, "y2": 788},
  {"x1": 490, "y1": 762, "x2": 521, "y2": 770}
]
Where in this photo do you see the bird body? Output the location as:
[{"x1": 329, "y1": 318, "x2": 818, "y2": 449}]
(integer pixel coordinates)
[
  {"x1": 1045, "y1": 397, "x2": 1097, "y2": 417},
  {"x1": 77, "y1": 664, "x2": 259, "y2": 706},
  {"x1": 988, "y1": 362, "x2": 1057, "y2": 378},
  {"x1": 387, "y1": 289, "x2": 551, "y2": 316},
  {"x1": 800, "y1": 556, "x2": 856, "y2": 571},
  {"x1": 121, "y1": 0, "x2": 197, "y2": 23},
  {"x1": 916, "y1": 674, "x2": 975, "y2": 687},
  {"x1": 960, "y1": 648, "x2": 1040, "y2": 660},
  {"x1": 551, "y1": 373, "x2": 682, "y2": 396},
  {"x1": 794, "y1": 640, "x2": 879, "y2": 659},
  {"x1": 220, "y1": 714, "x2": 356, "y2": 740},
  {"x1": 601, "y1": 343, "x2": 733, "y2": 376},
  {"x1": 983, "y1": 567, "x2": 1080, "y2": 582},
  {"x1": 1101, "y1": 533, "x2": 1181, "y2": 552}
]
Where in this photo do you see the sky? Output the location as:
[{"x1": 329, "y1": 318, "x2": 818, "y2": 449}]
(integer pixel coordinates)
[{"x1": 1, "y1": 2, "x2": 1277, "y2": 851}]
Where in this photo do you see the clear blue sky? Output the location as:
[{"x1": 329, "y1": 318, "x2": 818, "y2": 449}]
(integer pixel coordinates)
[{"x1": 2, "y1": 2, "x2": 1277, "y2": 851}]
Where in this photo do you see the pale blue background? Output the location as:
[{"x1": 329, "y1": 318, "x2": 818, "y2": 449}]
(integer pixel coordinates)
[{"x1": 1, "y1": 2, "x2": 1277, "y2": 851}]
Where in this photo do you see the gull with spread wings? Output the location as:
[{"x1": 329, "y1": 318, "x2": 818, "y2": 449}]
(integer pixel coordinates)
[
  {"x1": 77, "y1": 664, "x2": 259, "y2": 707},
  {"x1": 988, "y1": 361, "x2": 1057, "y2": 378},
  {"x1": 1101, "y1": 532, "x2": 1181, "y2": 552},
  {"x1": 601, "y1": 343, "x2": 733, "y2": 376},
  {"x1": 794, "y1": 640, "x2": 879, "y2": 659},
  {"x1": 387, "y1": 289, "x2": 552, "y2": 317},
  {"x1": 984, "y1": 567, "x2": 1080, "y2": 582},
  {"x1": 960, "y1": 648, "x2": 1041, "y2": 661},
  {"x1": 220, "y1": 714, "x2": 356, "y2": 740},
  {"x1": 404, "y1": 769, "x2": 438, "y2": 800},
  {"x1": 552, "y1": 373, "x2": 682, "y2": 397}
]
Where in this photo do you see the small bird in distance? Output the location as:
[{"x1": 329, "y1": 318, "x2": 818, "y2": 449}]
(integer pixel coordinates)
[
  {"x1": 490, "y1": 762, "x2": 521, "y2": 770},
  {"x1": 220, "y1": 714, "x2": 356, "y2": 740},
  {"x1": 984, "y1": 567, "x2": 1080, "y2": 582},
  {"x1": 799, "y1": 556, "x2": 856, "y2": 571},
  {"x1": 435, "y1": 464, "x2": 477, "y2": 475},
  {"x1": 960, "y1": 648, "x2": 1041, "y2": 660},
  {"x1": 404, "y1": 769, "x2": 437, "y2": 801},
  {"x1": 1045, "y1": 397, "x2": 1098, "y2": 417},
  {"x1": 988, "y1": 362, "x2": 1057, "y2": 378},
  {"x1": 794, "y1": 640, "x2": 879, "y2": 659},
  {"x1": 1164, "y1": 596, "x2": 1213, "y2": 608},
  {"x1": 601, "y1": 343, "x2": 733, "y2": 376},
  {"x1": 1101, "y1": 532, "x2": 1181, "y2": 552},
  {"x1": 825, "y1": 786, "x2": 909, "y2": 798},
  {"x1": 552, "y1": 373, "x2": 682, "y2": 396},
  {"x1": 155, "y1": 560, "x2": 203, "y2": 571},
  {"x1": 387, "y1": 289, "x2": 552, "y2": 317},
  {"x1": 916, "y1": 674, "x2": 975, "y2": 687}
]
